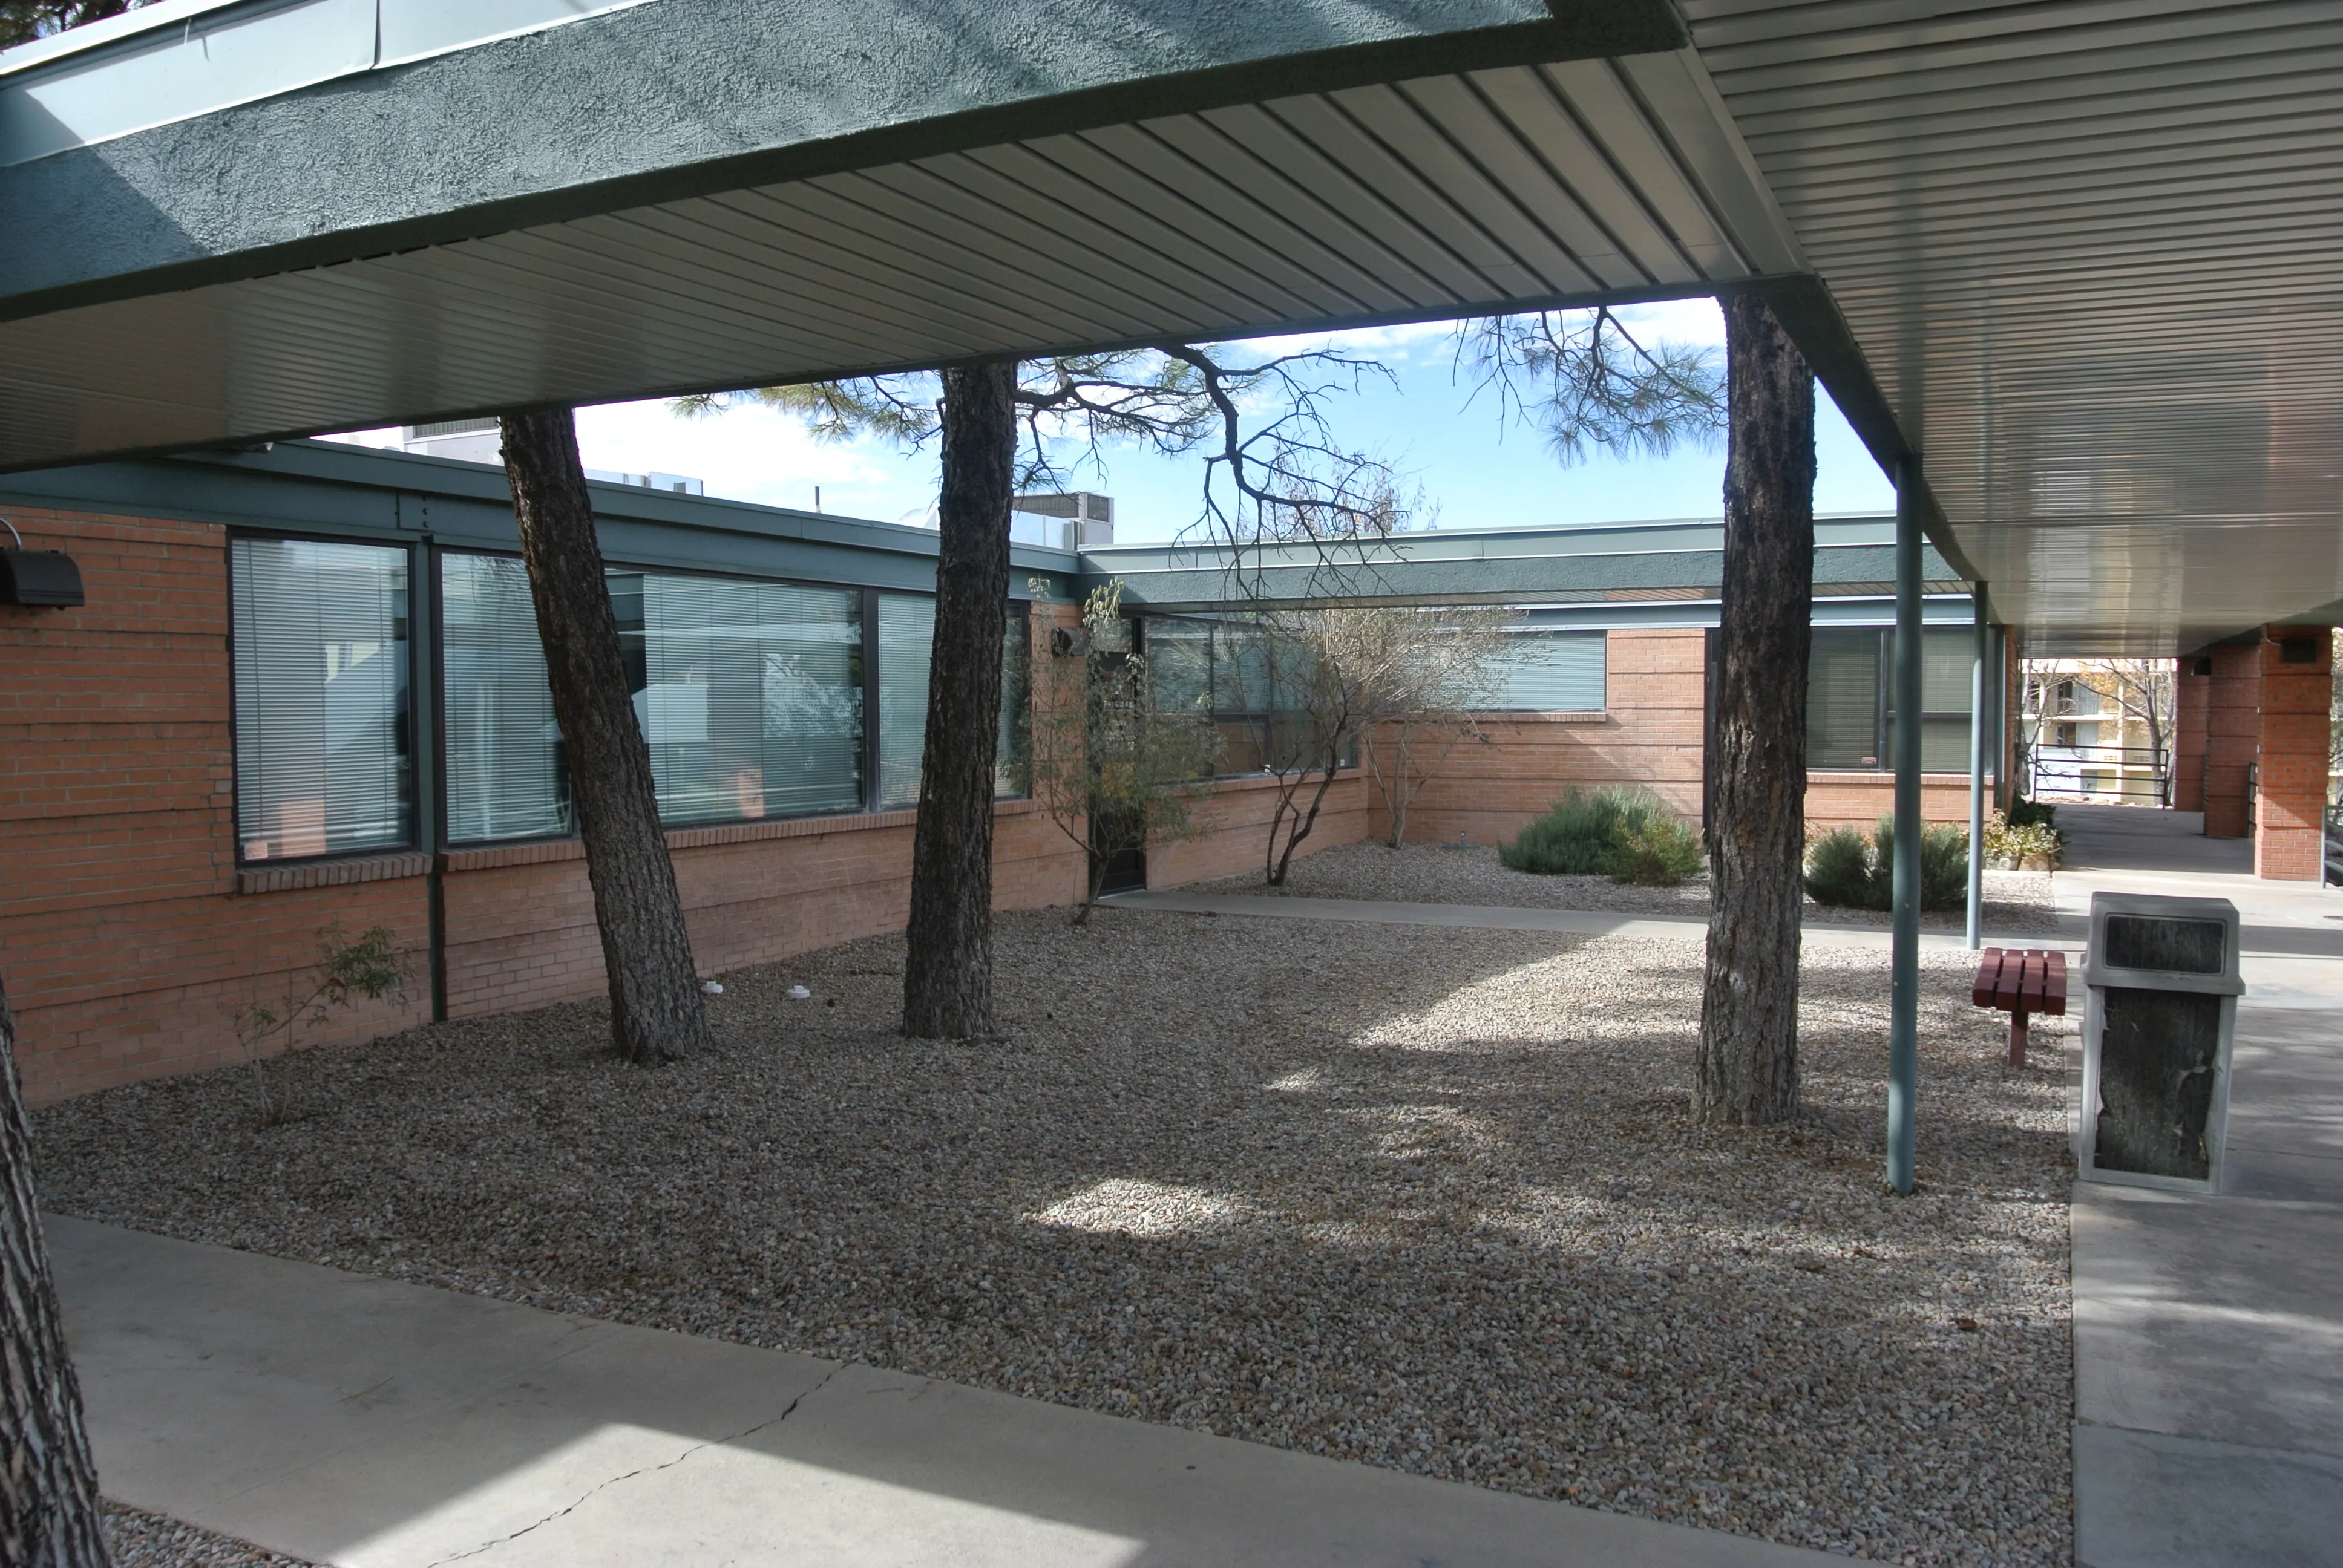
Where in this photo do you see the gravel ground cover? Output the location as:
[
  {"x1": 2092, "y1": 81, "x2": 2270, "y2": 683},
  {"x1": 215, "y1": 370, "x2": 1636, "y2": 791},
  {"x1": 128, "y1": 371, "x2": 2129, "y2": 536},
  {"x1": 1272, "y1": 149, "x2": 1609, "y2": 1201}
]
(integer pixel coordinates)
[
  {"x1": 1198, "y1": 842, "x2": 2061, "y2": 935},
  {"x1": 105, "y1": 1504, "x2": 318, "y2": 1567},
  {"x1": 38, "y1": 912, "x2": 2071, "y2": 1565}
]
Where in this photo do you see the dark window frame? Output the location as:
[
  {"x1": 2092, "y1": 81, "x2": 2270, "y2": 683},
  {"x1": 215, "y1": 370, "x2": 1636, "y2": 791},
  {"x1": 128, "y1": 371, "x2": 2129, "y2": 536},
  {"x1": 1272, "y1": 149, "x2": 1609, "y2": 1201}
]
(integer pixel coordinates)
[{"x1": 226, "y1": 528, "x2": 421, "y2": 869}]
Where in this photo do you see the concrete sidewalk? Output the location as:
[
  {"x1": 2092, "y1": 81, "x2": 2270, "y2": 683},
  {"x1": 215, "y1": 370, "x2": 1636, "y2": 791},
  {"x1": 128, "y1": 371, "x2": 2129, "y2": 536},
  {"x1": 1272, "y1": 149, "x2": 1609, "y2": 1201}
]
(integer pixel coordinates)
[
  {"x1": 2054, "y1": 806, "x2": 2343, "y2": 1568},
  {"x1": 53, "y1": 1217, "x2": 1837, "y2": 1568}
]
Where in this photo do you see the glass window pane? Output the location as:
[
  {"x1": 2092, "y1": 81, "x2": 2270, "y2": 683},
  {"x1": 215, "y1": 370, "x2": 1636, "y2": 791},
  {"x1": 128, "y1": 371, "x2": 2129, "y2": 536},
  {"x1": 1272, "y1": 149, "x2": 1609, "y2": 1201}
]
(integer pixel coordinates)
[
  {"x1": 876, "y1": 593, "x2": 933, "y2": 809},
  {"x1": 1144, "y1": 617, "x2": 1211, "y2": 716},
  {"x1": 1890, "y1": 714, "x2": 1974, "y2": 774},
  {"x1": 1906, "y1": 626, "x2": 1974, "y2": 713},
  {"x1": 1807, "y1": 629, "x2": 1881, "y2": 769},
  {"x1": 1489, "y1": 631, "x2": 1605, "y2": 711},
  {"x1": 231, "y1": 537, "x2": 411, "y2": 860},
  {"x1": 634, "y1": 573, "x2": 862, "y2": 823},
  {"x1": 442, "y1": 553, "x2": 571, "y2": 842}
]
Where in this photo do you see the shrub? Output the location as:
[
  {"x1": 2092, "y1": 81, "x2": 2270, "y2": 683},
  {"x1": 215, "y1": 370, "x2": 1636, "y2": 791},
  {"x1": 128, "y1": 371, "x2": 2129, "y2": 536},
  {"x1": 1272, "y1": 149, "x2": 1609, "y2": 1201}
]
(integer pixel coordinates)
[
  {"x1": 1501, "y1": 787, "x2": 1702, "y2": 885},
  {"x1": 2007, "y1": 795, "x2": 2058, "y2": 830},
  {"x1": 1611, "y1": 815, "x2": 1705, "y2": 887},
  {"x1": 1803, "y1": 826, "x2": 1878, "y2": 909},
  {"x1": 1982, "y1": 809, "x2": 2062, "y2": 868},
  {"x1": 1802, "y1": 818, "x2": 1969, "y2": 912}
]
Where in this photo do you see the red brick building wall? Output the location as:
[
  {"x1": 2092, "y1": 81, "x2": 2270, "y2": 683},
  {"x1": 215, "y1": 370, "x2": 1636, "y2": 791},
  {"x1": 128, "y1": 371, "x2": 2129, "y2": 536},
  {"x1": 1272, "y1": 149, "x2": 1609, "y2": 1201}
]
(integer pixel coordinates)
[
  {"x1": 2204, "y1": 641, "x2": 2262, "y2": 839},
  {"x1": 2253, "y1": 627, "x2": 2332, "y2": 881},
  {"x1": 0, "y1": 508, "x2": 1090, "y2": 1106},
  {"x1": 2171, "y1": 657, "x2": 2210, "y2": 813},
  {"x1": 1366, "y1": 629, "x2": 1983, "y2": 847},
  {"x1": 1146, "y1": 772, "x2": 1371, "y2": 888}
]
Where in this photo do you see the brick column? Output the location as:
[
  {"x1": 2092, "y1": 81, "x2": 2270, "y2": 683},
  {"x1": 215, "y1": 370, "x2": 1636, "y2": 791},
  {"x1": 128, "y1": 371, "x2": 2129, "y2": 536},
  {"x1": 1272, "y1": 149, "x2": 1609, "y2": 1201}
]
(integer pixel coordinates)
[
  {"x1": 2202, "y1": 641, "x2": 2261, "y2": 839},
  {"x1": 2254, "y1": 627, "x2": 2332, "y2": 880},
  {"x1": 2171, "y1": 656, "x2": 2210, "y2": 812}
]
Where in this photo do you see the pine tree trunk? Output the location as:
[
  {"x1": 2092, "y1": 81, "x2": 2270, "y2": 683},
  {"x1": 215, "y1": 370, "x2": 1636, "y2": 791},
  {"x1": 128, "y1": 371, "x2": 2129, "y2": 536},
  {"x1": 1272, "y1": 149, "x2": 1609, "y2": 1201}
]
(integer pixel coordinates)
[
  {"x1": 1696, "y1": 295, "x2": 1817, "y2": 1125},
  {"x1": 1, "y1": 974, "x2": 114, "y2": 1568},
  {"x1": 902, "y1": 362, "x2": 1017, "y2": 1039},
  {"x1": 500, "y1": 411, "x2": 711, "y2": 1065}
]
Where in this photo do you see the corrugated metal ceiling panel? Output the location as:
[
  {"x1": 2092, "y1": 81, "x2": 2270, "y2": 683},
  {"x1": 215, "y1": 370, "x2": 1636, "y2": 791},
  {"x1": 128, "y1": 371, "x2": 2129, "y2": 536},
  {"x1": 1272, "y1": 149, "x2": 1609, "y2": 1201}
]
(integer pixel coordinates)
[{"x1": 1687, "y1": 0, "x2": 2343, "y2": 651}]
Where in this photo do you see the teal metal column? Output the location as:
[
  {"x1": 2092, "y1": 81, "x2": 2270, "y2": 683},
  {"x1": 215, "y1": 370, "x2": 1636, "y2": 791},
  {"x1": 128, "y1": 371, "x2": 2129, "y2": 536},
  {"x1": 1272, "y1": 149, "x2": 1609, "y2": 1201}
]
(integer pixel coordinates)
[
  {"x1": 1967, "y1": 589, "x2": 1987, "y2": 950},
  {"x1": 1889, "y1": 457, "x2": 1923, "y2": 1195}
]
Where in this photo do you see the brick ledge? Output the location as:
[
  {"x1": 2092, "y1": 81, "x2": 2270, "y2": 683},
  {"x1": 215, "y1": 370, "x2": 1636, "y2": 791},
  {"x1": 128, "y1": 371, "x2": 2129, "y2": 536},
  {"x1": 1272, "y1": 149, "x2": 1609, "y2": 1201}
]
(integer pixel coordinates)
[
  {"x1": 442, "y1": 797, "x2": 1044, "y2": 873},
  {"x1": 237, "y1": 851, "x2": 430, "y2": 895}
]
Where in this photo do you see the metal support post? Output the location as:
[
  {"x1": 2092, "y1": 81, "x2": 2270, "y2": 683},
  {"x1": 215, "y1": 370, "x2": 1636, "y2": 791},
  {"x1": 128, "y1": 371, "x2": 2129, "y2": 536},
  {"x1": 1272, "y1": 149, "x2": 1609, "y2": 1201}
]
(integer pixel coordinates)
[
  {"x1": 1889, "y1": 456, "x2": 1923, "y2": 1195},
  {"x1": 1967, "y1": 590, "x2": 1987, "y2": 951}
]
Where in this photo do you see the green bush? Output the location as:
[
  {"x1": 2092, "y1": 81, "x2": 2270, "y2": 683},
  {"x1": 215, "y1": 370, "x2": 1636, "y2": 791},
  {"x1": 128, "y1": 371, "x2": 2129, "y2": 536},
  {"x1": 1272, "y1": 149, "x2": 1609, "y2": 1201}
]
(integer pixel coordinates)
[
  {"x1": 1501, "y1": 787, "x2": 1703, "y2": 886},
  {"x1": 1802, "y1": 818, "x2": 1970, "y2": 912},
  {"x1": 1982, "y1": 808, "x2": 2062, "y2": 868},
  {"x1": 1611, "y1": 815, "x2": 1705, "y2": 886}
]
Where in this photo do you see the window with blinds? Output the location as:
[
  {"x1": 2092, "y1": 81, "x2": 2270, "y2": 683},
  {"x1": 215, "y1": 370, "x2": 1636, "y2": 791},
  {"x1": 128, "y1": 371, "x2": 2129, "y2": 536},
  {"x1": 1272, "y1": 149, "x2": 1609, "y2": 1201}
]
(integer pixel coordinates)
[
  {"x1": 620, "y1": 573, "x2": 865, "y2": 823},
  {"x1": 874, "y1": 596, "x2": 1031, "y2": 807},
  {"x1": 442, "y1": 553, "x2": 570, "y2": 842},
  {"x1": 231, "y1": 537, "x2": 411, "y2": 862},
  {"x1": 875, "y1": 594, "x2": 934, "y2": 809},
  {"x1": 1486, "y1": 631, "x2": 1606, "y2": 711},
  {"x1": 1140, "y1": 614, "x2": 1354, "y2": 776},
  {"x1": 1804, "y1": 626, "x2": 1977, "y2": 772}
]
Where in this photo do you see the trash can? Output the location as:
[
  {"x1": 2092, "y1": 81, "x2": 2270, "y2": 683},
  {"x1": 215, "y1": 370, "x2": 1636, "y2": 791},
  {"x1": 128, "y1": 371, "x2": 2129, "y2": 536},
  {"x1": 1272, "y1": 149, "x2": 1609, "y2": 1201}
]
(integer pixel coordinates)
[{"x1": 2076, "y1": 891, "x2": 2243, "y2": 1194}]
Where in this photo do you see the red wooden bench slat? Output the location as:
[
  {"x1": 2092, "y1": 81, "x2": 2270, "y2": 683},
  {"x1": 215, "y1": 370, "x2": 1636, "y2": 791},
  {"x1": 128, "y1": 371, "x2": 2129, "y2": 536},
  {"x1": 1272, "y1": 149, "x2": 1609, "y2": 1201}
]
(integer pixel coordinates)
[
  {"x1": 1994, "y1": 950, "x2": 2027, "y2": 1011},
  {"x1": 2021, "y1": 951, "x2": 2048, "y2": 1011},
  {"x1": 1972, "y1": 948, "x2": 2006, "y2": 1008},
  {"x1": 2042, "y1": 951, "x2": 2069, "y2": 1016}
]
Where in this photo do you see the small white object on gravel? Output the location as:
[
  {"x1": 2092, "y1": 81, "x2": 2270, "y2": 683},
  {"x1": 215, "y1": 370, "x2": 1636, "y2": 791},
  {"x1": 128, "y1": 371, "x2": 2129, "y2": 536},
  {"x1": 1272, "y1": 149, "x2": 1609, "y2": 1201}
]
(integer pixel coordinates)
[
  {"x1": 703, "y1": 981, "x2": 725, "y2": 995},
  {"x1": 786, "y1": 985, "x2": 810, "y2": 999},
  {"x1": 39, "y1": 910, "x2": 2072, "y2": 1567},
  {"x1": 1200, "y1": 842, "x2": 2060, "y2": 935}
]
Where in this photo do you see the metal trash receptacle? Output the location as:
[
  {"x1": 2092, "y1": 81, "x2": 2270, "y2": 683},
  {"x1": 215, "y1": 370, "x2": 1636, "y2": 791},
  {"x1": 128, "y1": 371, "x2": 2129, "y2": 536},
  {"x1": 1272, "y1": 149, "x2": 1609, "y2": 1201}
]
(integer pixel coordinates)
[{"x1": 2076, "y1": 891, "x2": 2244, "y2": 1194}]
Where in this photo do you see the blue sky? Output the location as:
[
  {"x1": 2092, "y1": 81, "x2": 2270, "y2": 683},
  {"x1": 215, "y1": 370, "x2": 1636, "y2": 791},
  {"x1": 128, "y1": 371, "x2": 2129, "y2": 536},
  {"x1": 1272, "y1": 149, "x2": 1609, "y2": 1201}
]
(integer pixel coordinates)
[{"x1": 347, "y1": 299, "x2": 1896, "y2": 538}]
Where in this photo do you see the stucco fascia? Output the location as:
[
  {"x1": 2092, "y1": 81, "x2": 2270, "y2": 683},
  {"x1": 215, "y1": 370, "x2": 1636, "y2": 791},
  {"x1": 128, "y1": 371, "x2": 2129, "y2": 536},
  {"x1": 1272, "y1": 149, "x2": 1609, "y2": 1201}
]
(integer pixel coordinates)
[{"x1": 0, "y1": 0, "x2": 1684, "y2": 318}]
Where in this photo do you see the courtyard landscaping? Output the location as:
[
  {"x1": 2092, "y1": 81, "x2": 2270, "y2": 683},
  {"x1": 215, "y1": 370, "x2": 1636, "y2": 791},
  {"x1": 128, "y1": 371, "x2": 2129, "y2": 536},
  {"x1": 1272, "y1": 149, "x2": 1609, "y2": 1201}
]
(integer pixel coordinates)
[
  {"x1": 1206, "y1": 840, "x2": 2060, "y2": 933},
  {"x1": 37, "y1": 908, "x2": 2072, "y2": 1565}
]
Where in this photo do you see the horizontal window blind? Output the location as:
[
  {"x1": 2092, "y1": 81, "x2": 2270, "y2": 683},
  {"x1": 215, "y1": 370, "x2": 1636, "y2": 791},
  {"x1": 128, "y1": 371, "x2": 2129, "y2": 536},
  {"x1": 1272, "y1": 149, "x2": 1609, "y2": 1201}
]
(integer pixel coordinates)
[
  {"x1": 876, "y1": 593, "x2": 934, "y2": 809},
  {"x1": 442, "y1": 553, "x2": 570, "y2": 843},
  {"x1": 1488, "y1": 631, "x2": 1605, "y2": 711},
  {"x1": 876, "y1": 596, "x2": 1033, "y2": 807},
  {"x1": 634, "y1": 573, "x2": 863, "y2": 823},
  {"x1": 231, "y1": 537, "x2": 411, "y2": 861}
]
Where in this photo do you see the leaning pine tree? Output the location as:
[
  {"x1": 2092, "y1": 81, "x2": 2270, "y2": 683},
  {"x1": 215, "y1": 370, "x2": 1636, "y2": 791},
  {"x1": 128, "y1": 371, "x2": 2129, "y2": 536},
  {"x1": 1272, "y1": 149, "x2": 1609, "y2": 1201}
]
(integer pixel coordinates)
[
  {"x1": 1695, "y1": 293, "x2": 1818, "y2": 1124},
  {"x1": 500, "y1": 410, "x2": 712, "y2": 1064},
  {"x1": 1, "y1": 972, "x2": 114, "y2": 1568}
]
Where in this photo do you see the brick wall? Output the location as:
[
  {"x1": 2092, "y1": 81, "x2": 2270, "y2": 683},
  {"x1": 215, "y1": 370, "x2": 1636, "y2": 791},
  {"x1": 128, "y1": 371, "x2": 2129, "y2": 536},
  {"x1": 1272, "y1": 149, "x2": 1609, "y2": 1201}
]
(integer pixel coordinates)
[
  {"x1": 2253, "y1": 627, "x2": 2331, "y2": 881},
  {"x1": 1147, "y1": 771, "x2": 1371, "y2": 888},
  {"x1": 0, "y1": 514, "x2": 1089, "y2": 1106},
  {"x1": 1374, "y1": 629, "x2": 1707, "y2": 846},
  {"x1": 1361, "y1": 628, "x2": 1981, "y2": 848},
  {"x1": 2204, "y1": 641, "x2": 2261, "y2": 839},
  {"x1": 2171, "y1": 659, "x2": 2209, "y2": 812}
]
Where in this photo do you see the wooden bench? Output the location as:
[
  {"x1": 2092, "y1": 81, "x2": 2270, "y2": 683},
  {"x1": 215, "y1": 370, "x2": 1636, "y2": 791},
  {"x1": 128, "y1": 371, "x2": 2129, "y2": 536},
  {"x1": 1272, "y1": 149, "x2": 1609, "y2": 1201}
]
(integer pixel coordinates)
[{"x1": 1971, "y1": 947, "x2": 2068, "y2": 1068}]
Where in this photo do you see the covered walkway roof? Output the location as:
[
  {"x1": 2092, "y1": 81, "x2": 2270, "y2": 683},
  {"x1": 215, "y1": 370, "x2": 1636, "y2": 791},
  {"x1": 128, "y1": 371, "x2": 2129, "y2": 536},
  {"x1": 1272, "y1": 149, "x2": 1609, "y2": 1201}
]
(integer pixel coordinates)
[{"x1": 1, "y1": 0, "x2": 2336, "y2": 653}]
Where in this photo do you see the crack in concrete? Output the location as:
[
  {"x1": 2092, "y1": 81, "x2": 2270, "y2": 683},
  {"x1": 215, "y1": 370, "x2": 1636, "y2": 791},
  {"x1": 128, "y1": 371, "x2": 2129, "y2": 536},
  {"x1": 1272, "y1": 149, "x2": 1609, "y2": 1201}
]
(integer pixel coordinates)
[{"x1": 424, "y1": 1361, "x2": 850, "y2": 1564}]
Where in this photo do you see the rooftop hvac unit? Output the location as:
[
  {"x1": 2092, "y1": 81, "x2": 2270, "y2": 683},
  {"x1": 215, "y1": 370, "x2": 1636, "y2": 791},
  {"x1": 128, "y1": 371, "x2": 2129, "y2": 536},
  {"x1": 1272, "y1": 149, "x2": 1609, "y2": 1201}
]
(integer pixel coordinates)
[{"x1": 1011, "y1": 491, "x2": 1113, "y2": 550}]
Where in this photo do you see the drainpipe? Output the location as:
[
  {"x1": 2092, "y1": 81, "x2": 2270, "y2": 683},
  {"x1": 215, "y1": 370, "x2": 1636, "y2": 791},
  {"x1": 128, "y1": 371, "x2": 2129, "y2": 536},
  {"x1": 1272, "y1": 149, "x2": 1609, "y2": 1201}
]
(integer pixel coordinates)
[
  {"x1": 1967, "y1": 589, "x2": 1987, "y2": 951},
  {"x1": 1889, "y1": 457, "x2": 1923, "y2": 1197}
]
